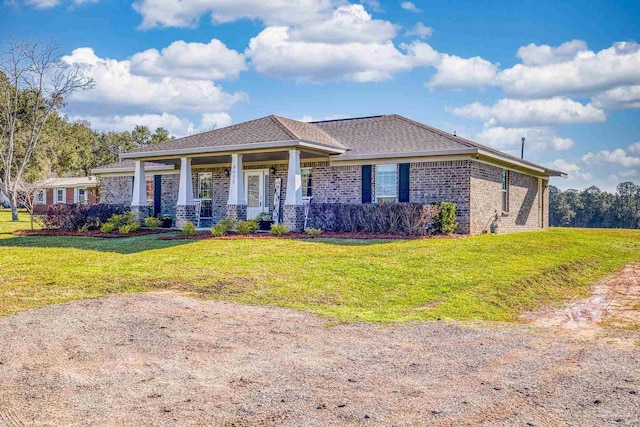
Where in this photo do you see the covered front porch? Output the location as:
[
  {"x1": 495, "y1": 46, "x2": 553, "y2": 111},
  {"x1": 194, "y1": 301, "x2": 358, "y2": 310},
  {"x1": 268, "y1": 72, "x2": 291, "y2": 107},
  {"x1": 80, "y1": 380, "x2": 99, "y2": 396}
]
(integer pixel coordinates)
[{"x1": 126, "y1": 145, "x2": 333, "y2": 231}]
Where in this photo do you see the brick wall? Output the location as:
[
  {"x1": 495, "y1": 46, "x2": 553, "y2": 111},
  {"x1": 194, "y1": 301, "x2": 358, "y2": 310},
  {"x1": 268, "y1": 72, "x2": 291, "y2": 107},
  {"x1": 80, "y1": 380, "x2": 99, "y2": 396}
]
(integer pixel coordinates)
[
  {"x1": 409, "y1": 160, "x2": 471, "y2": 234},
  {"x1": 101, "y1": 176, "x2": 133, "y2": 205},
  {"x1": 469, "y1": 162, "x2": 543, "y2": 234},
  {"x1": 100, "y1": 160, "x2": 548, "y2": 235}
]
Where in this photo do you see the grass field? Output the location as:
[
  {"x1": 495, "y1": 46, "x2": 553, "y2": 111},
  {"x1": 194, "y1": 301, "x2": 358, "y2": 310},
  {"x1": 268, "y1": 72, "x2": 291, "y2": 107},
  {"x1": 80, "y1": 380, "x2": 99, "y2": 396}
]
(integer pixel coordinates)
[{"x1": 1, "y1": 209, "x2": 639, "y2": 322}]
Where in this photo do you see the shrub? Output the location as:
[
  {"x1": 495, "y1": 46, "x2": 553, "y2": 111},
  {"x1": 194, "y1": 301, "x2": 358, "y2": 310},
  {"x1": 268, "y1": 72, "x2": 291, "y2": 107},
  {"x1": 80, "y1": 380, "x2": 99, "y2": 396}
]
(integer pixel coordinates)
[
  {"x1": 255, "y1": 212, "x2": 272, "y2": 222},
  {"x1": 218, "y1": 215, "x2": 238, "y2": 232},
  {"x1": 305, "y1": 227, "x2": 323, "y2": 237},
  {"x1": 119, "y1": 224, "x2": 131, "y2": 235},
  {"x1": 270, "y1": 223, "x2": 289, "y2": 236},
  {"x1": 144, "y1": 216, "x2": 162, "y2": 228},
  {"x1": 236, "y1": 220, "x2": 258, "y2": 235},
  {"x1": 437, "y1": 202, "x2": 458, "y2": 234},
  {"x1": 77, "y1": 223, "x2": 90, "y2": 233},
  {"x1": 306, "y1": 203, "x2": 441, "y2": 235},
  {"x1": 182, "y1": 221, "x2": 196, "y2": 236},
  {"x1": 41, "y1": 203, "x2": 127, "y2": 231},
  {"x1": 100, "y1": 222, "x2": 115, "y2": 233},
  {"x1": 210, "y1": 225, "x2": 225, "y2": 237}
]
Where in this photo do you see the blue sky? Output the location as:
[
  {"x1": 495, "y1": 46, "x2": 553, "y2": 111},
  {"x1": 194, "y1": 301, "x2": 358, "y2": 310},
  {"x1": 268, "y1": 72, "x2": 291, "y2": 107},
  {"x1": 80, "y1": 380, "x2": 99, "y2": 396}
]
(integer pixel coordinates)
[{"x1": 2, "y1": 0, "x2": 639, "y2": 191}]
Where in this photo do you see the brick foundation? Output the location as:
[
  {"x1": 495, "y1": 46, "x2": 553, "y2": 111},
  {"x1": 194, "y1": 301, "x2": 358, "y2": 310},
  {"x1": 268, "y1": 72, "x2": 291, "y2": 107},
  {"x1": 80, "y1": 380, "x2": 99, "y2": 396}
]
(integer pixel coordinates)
[
  {"x1": 283, "y1": 205, "x2": 304, "y2": 231},
  {"x1": 176, "y1": 205, "x2": 196, "y2": 228},
  {"x1": 226, "y1": 204, "x2": 247, "y2": 221}
]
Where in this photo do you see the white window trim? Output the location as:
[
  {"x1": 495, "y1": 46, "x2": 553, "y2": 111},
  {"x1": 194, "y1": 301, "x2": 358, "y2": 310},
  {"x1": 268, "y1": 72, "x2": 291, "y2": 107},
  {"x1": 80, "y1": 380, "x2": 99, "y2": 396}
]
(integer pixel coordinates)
[
  {"x1": 301, "y1": 167, "x2": 312, "y2": 202},
  {"x1": 55, "y1": 188, "x2": 66, "y2": 204},
  {"x1": 502, "y1": 170, "x2": 510, "y2": 213},
  {"x1": 75, "y1": 188, "x2": 89, "y2": 204},
  {"x1": 375, "y1": 164, "x2": 398, "y2": 203},
  {"x1": 35, "y1": 189, "x2": 46, "y2": 205}
]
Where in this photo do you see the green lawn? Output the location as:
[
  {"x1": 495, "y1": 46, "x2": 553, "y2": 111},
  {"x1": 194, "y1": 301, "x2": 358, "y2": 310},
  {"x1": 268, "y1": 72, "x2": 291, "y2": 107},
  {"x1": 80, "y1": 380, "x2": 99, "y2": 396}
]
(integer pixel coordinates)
[{"x1": 1, "y1": 209, "x2": 639, "y2": 323}]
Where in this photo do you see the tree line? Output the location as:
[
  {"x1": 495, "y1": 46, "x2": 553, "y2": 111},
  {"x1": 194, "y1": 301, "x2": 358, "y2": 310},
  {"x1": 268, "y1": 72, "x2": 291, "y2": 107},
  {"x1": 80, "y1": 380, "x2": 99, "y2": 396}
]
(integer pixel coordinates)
[
  {"x1": 1, "y1": 37, "x2": 173, "y2": 220},
  {"x1": 549, "y1": 183, "x2": 640, "y2": 229}
]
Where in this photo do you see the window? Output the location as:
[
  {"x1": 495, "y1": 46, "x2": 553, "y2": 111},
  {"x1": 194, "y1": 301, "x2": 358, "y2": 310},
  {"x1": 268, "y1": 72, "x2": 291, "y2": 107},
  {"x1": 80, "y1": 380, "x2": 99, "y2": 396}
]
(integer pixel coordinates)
[
  {"x1": 301, "y1": 167, "x2": 312, "y2": 201},
  {"x1": 197, "y1": 172, "x2": 213, "y2": 218},
  {"x1": 55, "y1": 188, "x2": 65, "y2": 204},
  {"x1": 77, "y1": 188, "x2": 88, "y2": 204},
  {"x1": 375, "y1": 164, "x2": 397, "y2": 203},
  {"x1": 502, "y1": 170, "x2": 509, "y2": 212},
  {"x1": 198, "y1": 172, "x2": 212, "y2": 199},
  {"x1": 35, "y1": 189, "x2": 46, "y2": 204},
  {"x1": 146, "y1": 178, "x2": 154, "y2": 206}
]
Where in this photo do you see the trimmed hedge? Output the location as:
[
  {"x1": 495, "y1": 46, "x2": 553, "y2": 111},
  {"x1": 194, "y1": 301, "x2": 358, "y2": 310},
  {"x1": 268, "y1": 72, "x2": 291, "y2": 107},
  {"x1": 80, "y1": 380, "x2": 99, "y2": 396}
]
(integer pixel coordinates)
[
  {"x1": 305, "y1": 202, "x2": 452, "y2": 235},
  {"x1": 41, "y1": 204, "x2": 128, "y2": 231}
]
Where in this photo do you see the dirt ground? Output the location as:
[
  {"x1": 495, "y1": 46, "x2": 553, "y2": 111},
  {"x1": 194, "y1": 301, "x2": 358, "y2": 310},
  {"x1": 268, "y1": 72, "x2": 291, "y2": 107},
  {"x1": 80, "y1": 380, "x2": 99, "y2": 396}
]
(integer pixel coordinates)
[{"x1": 1, "y1": 268, "x2": 639, "y2": 426}]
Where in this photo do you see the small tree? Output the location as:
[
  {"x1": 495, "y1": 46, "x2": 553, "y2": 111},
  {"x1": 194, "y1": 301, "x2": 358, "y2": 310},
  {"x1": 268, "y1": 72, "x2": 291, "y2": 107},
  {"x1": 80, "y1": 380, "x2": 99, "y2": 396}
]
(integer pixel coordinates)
[
  {"x1": 0, "y1": 38, "x2": 94, "y2": 221},
  {"x1": 16, "y1": 180, "x2": 37, "y2": 230}
]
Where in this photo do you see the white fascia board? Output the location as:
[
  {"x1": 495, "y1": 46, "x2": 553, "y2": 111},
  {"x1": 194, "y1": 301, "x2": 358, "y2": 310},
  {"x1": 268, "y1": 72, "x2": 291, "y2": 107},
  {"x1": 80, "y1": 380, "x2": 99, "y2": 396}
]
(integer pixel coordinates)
[{"x1": 119, "y1": 140, "x2": 345, "y2": 160}]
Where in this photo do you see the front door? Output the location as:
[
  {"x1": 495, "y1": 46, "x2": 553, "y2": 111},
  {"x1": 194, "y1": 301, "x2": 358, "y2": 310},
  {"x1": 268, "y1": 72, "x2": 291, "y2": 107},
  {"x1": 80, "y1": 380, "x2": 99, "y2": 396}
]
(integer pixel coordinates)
[{"x1": 244, "y1": 170, "x2": 268, "y2": 219}]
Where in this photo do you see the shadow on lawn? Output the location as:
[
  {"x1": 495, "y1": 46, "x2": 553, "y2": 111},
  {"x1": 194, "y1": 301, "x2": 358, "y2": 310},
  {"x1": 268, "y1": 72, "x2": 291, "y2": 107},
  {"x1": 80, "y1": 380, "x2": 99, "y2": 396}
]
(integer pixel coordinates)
[{"x1": 0, "y1": 233, "x2": 194, "y2": 254}]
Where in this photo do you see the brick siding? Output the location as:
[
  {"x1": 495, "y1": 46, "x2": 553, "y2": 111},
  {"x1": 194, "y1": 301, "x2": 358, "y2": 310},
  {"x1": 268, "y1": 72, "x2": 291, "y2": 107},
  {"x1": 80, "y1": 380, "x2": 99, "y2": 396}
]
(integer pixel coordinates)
[
  {"x1": 470, "y1": 162, "x2": 545, "y2": 234},
  {"x1": 99, "y1": 159, "x2": 548, "y2": 235}
]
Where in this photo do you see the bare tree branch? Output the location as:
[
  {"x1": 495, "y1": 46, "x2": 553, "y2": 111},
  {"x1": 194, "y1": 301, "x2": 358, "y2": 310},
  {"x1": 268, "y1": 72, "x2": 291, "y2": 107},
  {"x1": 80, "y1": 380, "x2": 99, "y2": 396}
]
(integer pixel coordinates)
[{"x1": 0, "y1": 37, "x2": 94, "y2": 221}]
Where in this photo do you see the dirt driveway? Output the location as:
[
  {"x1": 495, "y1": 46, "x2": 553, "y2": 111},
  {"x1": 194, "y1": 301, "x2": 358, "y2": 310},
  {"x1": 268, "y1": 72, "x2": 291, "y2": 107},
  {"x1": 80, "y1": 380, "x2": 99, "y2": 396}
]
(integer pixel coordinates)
[{"x1": 0, "y1": 288, "x2": 639, "y2": 426}]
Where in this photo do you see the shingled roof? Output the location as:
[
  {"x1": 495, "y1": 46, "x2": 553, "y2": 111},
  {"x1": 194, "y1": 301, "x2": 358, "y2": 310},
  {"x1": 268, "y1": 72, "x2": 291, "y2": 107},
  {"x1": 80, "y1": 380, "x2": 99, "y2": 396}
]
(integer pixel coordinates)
[
  {"x1": 128, "y1": 115, "x2": 344, "y2": 154},
  {"x1": 107, "y1": 114, "x2": 564, "y2": 177}
]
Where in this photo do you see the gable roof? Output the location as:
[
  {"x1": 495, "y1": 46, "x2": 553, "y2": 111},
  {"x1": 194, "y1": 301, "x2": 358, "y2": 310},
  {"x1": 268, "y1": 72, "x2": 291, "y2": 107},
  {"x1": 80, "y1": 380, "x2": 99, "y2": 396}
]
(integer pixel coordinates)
[{"x1": 127, "y1": 115, "x2": 344, "y2": 155}]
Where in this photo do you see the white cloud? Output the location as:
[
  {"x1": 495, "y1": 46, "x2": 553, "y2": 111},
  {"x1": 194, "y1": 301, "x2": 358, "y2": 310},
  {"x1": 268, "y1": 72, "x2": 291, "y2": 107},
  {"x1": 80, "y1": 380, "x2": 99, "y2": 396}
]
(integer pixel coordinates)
[
  {"x1": 549, "y1": 159, "x2": 592, "y2": 180},
  {"x1": 628, "y1": 142, "x2": 640, "y2": 154},
  {"x1": 132, "y1": 0, "x2": 336, "y2": 29},
  {"x1": 405, "y1": 22, "x2": 433, "y2": 39},
  {"x1": 474, "y1": 126, "x2": 574, "y2": 154},
  {"x1": 582, "y1": 146, "x2": 640, "y2": 168},
  {"x1": 130, "y1": 39, "x2": 247, "y2": 81},
  {"x1": 400, "y1": 1, "x2": 420, "y2": 12},
  {"x1": 406, "y1": 41, "x2": 498, "y2": 90},
  {"x1": 73, "y1": 113, "x2": 196, "y2": 136},
  {"x1": 516, "y1": 40, "x2": 588, "y2": 66},
  {"x1": 62, "y1": 47, "x2": 246, "y2": 114},
  {"x1": 498, "y1": 41, "x2": 640, "y2": 98},
  {"x1": 247, "y1": 27, "x2": 411, "y2": 82},
  {"x1": 448, "y1": 97, "x2": 606, "y2": 127},
  {"x1": 199, "y1": 112, "x2": 233, "y2": 131},
  {"x1": 591, "y1": 85, "x2": 640, "y2": 110},
  {"x1": 289, "y1": 4, "x2": 397, "y2": 44}
]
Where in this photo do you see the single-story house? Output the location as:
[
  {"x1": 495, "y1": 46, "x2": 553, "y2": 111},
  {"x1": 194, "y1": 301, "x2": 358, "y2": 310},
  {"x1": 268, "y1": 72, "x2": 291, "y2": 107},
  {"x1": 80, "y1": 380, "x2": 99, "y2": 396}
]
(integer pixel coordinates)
[
  {"x1": 33, "y1": 176, "x2": 99, "y2": 212},
  {"x1": 92, "y1": 114, "x2": 566, "y2": 234}
]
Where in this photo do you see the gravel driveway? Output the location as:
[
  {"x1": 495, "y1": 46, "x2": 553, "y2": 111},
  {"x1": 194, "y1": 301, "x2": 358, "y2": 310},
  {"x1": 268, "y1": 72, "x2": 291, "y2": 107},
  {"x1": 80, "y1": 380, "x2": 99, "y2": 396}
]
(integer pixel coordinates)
[{"x1": 0, "y1": 292, "x2": 638, "y2": 426}]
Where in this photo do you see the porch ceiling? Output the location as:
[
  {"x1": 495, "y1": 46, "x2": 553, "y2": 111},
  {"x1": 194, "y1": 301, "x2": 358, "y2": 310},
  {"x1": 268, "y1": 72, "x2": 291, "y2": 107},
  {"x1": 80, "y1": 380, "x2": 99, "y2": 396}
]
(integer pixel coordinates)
[{"x1": 147, "y1": 149, "x2": 326, "y2": 167}]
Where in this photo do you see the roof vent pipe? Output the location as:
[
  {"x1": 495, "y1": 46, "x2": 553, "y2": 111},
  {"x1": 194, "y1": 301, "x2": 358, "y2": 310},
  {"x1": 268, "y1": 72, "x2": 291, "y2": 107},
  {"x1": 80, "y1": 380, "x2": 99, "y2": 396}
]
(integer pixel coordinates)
[{"x1": 521, "y1": 137, "x2": 525, "y2": 159}]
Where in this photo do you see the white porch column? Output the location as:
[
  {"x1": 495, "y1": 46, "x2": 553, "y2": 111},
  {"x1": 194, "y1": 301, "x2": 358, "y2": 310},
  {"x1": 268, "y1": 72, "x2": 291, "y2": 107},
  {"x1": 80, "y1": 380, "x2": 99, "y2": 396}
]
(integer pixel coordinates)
[
  {"x1": 131, "y1": 160, "x2": 147, "y2": 207},
  {"x1": 285, "y1": 149, "x2": 302, "y2": 206},
  {"x1": 283, "y1": 149, "x2": 304, "y2": 231},
  {"x1": 177, "y1": 157, "x2": 194, "y2": 206},
  {"x1": 226, "y1": 153, "x2": 247, "y2": 219},
  {"x1": 175, "y1": 157, "x2": 195, "y2": 228}
]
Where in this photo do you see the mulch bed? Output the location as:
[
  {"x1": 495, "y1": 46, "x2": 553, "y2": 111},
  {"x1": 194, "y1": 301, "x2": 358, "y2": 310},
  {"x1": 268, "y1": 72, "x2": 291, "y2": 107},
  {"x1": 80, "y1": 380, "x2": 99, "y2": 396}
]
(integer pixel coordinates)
[
  {"x1": 158, "y1": 231, "x2": 462, "y2": 241},
  {"x1": 14, "y1": 228, "x2": 175, "y2": 239}
]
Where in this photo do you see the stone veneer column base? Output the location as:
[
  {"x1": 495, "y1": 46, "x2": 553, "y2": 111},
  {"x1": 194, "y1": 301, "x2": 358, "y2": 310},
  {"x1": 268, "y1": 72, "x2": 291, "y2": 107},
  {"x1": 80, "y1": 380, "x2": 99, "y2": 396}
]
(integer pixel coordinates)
[
  {"x1": 283, "y1": 205, "x2": 304, "y2": 232},
  {"x1": 176, "y1": 205, "x2": 196, "y2": 228},
  {"x1": 226, "y1": 204, "x2": 247, "y2": 221},
  {"x1": 130, "y1": 205, "x2": 149, "y2": 222}
]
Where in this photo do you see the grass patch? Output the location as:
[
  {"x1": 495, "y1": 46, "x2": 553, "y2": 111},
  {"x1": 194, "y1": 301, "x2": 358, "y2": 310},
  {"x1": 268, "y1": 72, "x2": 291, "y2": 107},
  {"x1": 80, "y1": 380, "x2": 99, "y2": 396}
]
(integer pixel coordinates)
[{"x1": 1, "y1": 209, "x2": 639, "y2": 322}]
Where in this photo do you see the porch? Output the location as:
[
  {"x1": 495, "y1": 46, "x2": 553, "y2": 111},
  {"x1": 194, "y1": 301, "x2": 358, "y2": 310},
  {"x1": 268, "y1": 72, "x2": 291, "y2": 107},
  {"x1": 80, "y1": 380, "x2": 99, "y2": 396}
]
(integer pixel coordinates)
[{"x1": 127, "y1": 147, "x2": 329, "y2": 231}]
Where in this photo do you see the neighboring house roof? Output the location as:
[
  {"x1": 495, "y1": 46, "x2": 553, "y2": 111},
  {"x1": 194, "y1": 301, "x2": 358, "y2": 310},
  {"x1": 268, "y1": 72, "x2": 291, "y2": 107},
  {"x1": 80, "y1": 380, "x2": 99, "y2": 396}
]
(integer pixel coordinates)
[
  {"x1": 91, "y1": 160, "x2": 175, "y2": 174},
  {"x1": 102, "y1": 114, "x2": 565, "y2": 177},
  {"x1": 35, "y1": 176, "x2": 99, "y2": 188}
]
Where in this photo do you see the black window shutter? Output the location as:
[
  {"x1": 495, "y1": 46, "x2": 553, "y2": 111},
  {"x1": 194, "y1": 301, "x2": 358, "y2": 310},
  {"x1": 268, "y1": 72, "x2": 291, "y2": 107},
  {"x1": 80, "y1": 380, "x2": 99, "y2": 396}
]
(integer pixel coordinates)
[
  {"x1": 361, "y1": 165, "x2": 372, "y2": 203},
  {"x1": 153, "y1": 175, "x2": 162, "y2": 216},
  {"x1": 398, "y1": 163, "x2": 410, "y2": 202}
]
